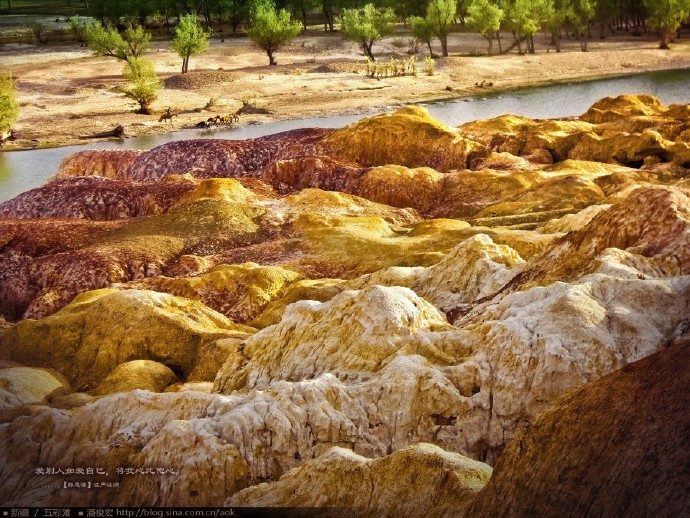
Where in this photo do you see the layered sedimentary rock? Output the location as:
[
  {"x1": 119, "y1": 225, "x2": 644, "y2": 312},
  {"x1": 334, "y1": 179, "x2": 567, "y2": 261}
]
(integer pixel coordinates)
[
  {"x1": 0, "y1": 95, "x2": 689, "y2": 512},
  {"x1": 55, "y1": 149, "x2": 143, "y2": 180},
  {"x1": 466, "y1": 338, "x2": 690, "y2": 518}
]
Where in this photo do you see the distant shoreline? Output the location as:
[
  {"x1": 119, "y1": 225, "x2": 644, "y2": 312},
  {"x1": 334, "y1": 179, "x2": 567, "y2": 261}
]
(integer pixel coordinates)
[{"x1": 3, "y1": 33, "x2": 690, "y2": 151}]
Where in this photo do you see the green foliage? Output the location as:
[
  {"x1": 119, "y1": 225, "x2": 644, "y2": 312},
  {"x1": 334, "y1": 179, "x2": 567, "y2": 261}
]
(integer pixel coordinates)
[
  {"x1": 409, "y1": 15, "x2": 434, "y2": 56},
  {"x1": 543, "y1": 0, "x2": 569, "y2": 51},
  {"x1": 240, "y1": 92, "x2": 258, "y2": 106},
  {"x1": 339, "y1": 3, "x2": 396, "y2": 61},
  {"x1": 69, "y1": 15, "x2": 89, "y2": 44},
  {"x1": 172, "y1": 14, "x2": 211, "y2": 74},
  {"x1": 0, "y1": 73, "x2": 19, "y2": 134},
  {"x1": 468, "y1": 0, "x2": 504, "y2": 55},
  {"x1": 85, "y1": 22, "x2": 150, "y2": 62},
  {"x1": 364, "y1": 56, "x2": 418, "y2": 78},
  {"x1": 426, "y1": 0, "x2": 457, "y2": 57},
  {"x1": 643, "y1": 0, "x2": 690, "y2": 48},
  {"x1": 504, "y1": 0, "x2": 545, "y2": 54},
  {"x1": 424, "y1": 55, "x2": 435, "y2": 75},
  {"x1": 247, "y1": 0, "x2": 302, "y2": 65},
  {"x1": 288, "y1": 0, "x2": 320, "y2": 28},
  {"x1": 29, "y1": 21, "x2": 48, "y2": 44},
  {"x1": 570, "y1": 0, "x2": 595, "y2": 50},
  {"x1": 121, "y1": 57, "x2": 162, "y2": 114},
  {"x1": 219, "y1": 0, "x2": 251, "y2": 32}
]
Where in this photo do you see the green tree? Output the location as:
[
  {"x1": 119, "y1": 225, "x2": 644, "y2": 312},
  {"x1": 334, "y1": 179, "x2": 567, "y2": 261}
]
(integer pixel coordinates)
[
  {"x1": 570, "y1": 0, "x2": 595, "y2": 51},
  {"x1": 219, "y1": 0, "x2": 250, "y2": 32},
  {"x1": 506, "y1": 0, "x2": 543, "y2": 54},
  {"x1": 85, "y1": 23, "x2": 151, "y2": 62},
  {"x1": 643, "y1": 0, "x2": 690, "y2": 48},
  {"x1": 426, "y1": 0, "x2": 457, "y2": 57},
  {"x1": 247, "y1": 0, "x2": 303, "y2": 65},
  {"x1": 289, "y1": 0, "x2": 320, "y2": 28},
  {"x1": 468, "y1": 0, "x2": 504, "y2": 55},
  {"x1": 172, "y1": 14, "x2": 211, "y2": 74},
  {"x1": 410, "y1": 15, "x2": 435, "y2": 56},
  {"x1": 0, "y1": 73, "x2": 19, "y2": 137},
  {"x1": 544, "y1": 0, "x2": 570, "y2": 52},
  {"x1": 121, "y1": 57, "x2": 162, "y2": 114},
  {"x1": 340, "y1": 4, "x2": 396, "y2": 61},
  {"x1": 69, "y1": 16, "x2": 90, "y2": 46}
]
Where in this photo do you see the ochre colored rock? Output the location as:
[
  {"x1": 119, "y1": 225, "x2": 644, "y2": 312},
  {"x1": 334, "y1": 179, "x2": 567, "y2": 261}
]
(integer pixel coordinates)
[
  {"x1": 250, "y1": 278, "x2": 347, "y2": 328},
  {"x1": 0, "y1": 197, "x2": 264, "y2": 320},
  {"x1": 509, "y1": 186, "x2": 690, "y2": 288},
  {"x1": 320, "y1": 106, "x2": 487, "y2": 171},
  {"x1": 127, "y1": 263, "x2": 303, "y2": 323},
  {"x1": 91, "y1": 360, "x2": 178, "y2": 396},
  {"x1": 1, "y1": 95, "x2": 689, "y2": 512},
  {"x1": 540, "y1": 204, "x2": 611, "y2": 233},
  {"x1": 349, "y1": 234, "x2": 523, "y2": 312},
  {"x1": 581, "y1": 94, "x2": 667, "y2": 124},
  {"x1": 356, "y1": 165, "x2": 445, "y2": 212},
  {"x1": 227, "y1": 443, "x2": 492, "y2": 516},
  {"x1": 0, "y1": 289, "x2": 253, "y2": 390},
  {"x1": 0, "y1": 367, "x2": 70, "y2": 414}
]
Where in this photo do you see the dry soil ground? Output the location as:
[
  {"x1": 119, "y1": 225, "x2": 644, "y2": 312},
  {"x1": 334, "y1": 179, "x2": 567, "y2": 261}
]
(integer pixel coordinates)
[{"x1": 2, "y1": 29, "x2": 690, "y2": 149}]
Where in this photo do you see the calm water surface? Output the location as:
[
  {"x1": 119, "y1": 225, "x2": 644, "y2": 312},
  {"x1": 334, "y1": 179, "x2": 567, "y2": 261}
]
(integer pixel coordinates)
[{"x1": 1, "y1": 67, "x2": 689, "y2": 203}]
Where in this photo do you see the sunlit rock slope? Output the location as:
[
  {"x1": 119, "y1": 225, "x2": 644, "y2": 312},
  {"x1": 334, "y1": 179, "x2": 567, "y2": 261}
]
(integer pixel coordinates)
[{"x1": 0, "y1": 95, "x2": 688, "y2": 513}]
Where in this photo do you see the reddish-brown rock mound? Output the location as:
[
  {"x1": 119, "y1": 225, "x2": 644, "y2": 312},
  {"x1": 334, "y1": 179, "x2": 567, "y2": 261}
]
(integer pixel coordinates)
[{"x1": 466, "y1": 337, "x2": 690, "y2": 517}]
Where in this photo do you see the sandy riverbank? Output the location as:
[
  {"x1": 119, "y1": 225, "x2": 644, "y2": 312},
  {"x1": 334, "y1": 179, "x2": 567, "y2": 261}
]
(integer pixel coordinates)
[{"x1": 2, "y1": 29, "x2": 690, "y2": 150}]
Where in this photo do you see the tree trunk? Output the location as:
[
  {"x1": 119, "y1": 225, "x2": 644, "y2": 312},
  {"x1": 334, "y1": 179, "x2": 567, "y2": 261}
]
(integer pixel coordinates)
[
  {"x1": 302, "y1": 7, "x2": 307, "y2": 29},
  {"x1": 323, "y1": 8, "x2": 334, "y2": 32},
  {"x1": 268, "y1": 49, "x2": 277, "y2": 65},
  {"x1": 441, "y1": 37, "x2": 448, "y2": 57},
  {"x1": 528, "y1": 35, "x2": 535, "y2": 53},
  {"x1": 660, "y1": 32, "x2": 670, "y2": 49},
  {"x1": 487, "y1": 36, "x2": 493, "y2": 56},
  {"x1": 427, "y1": 40, "x2": 433, "y2": 57},
  {"x1": 497, "y1": 31, "x2": 502, "y2": 54},
  {"x1": 363, "y1": 42, "x2": 375, "y2": 61}
]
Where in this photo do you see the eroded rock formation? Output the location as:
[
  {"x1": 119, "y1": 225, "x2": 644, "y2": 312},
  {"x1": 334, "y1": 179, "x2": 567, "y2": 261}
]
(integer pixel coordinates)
[
  {"x1": 466, "y1": 338, "x2": 690, "y2": 518},
  {"x1": 0, "y1": 96, "x2": 688, "y2": 513}
]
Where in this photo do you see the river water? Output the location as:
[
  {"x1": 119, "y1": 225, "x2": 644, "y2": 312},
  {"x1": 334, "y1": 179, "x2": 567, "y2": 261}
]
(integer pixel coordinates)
[{"x1": 1, "y1": 67, "x2": 689, "y2": 203}]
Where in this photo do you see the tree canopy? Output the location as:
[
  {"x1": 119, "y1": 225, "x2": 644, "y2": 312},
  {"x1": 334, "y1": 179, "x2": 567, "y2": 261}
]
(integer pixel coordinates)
[
  {"x1": 409, "y1": 15, "x2": 435, "y2": 57},
  {"x1": 643, "y1": 0, "x2": 690, "y2": 48},
  {"x1": 121, "y1": 57, "x2": 162, "y2": 114},
  {"x1": 0, "y1": 73, "x2": 19, "y2": 135},
  {"x1": 171, "y1": 14, "x2": 211, "y2": 73},
  {"x1": 468, "y1": 0, "x2": 504, "y2": 55},
  {"x1": 247, "y1": 0, "x2": 303, "y2": 65},
  {"x1": 426, "y1": 0, "x2": 457, "y2": 57},
  {"x1": 85, "y1": 23, "x2": 150, "y2": 62},
  {"x1": 340, "y1": 3, "x2": 396, "y2": 61}
]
